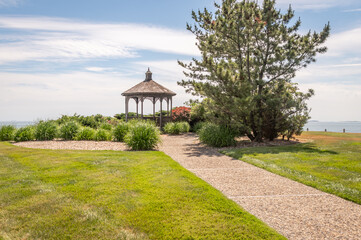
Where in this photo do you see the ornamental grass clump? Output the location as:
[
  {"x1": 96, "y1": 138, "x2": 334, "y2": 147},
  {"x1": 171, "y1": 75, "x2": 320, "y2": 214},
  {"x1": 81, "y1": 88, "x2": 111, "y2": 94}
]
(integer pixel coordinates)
[
  {"x1": 164, "y1": 122, "x2": 190, "y2": 135},
  {"x1": 14, "y1": 126, "x2": 35, "y2": 142},
  {"x1": 60, "y1": 121, "x2": 80, "y2": 140},
  {"x1": 164, "y1": 122, "x2": 181, "y2": 135},
  {"x1": 35, "y1": 121, "x2": 58, "y2": 141},
  {"x1": 124, "y1": 122, "x2": 160, "y2": 150},
  {"x1": 199, "y1": 123, "x2": 236, "y2": 147},
  {"x1": 193, "y1": 122, "x2": 206, "y2": 133},
  {"x1": 95, "y1": 129, "x2": 112, "y2": 141},
  {"x1": 113, "y1": 122, "x2": 129, "y2": 142},
  {"x1": 0, "y1": 125, "x2": 16, "y2": 141},
  {"x1": 76, "y1": 127, "x2": 96, "y2": 141},
  {"x1": 178, "y1": 121, "x2": 190, "y2": 133}
]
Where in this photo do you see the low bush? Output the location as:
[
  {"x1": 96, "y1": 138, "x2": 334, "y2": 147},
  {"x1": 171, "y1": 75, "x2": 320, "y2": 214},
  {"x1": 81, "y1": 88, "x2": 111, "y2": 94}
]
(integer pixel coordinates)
[
  {"x1": 100, "y1": 123, "x2": 112, "y2": 131},
  {"x1": 95, "y1": 129, "x2": 112, "y2": 141},
  {"x1": 172, "y1": 106, "x2": 191, "y2": 122},
  {"x1": 178, "y1": 122, "x2": 190, "y2": 133},
  {"x1": 79, "y1": 116, "x2": 98, "y2": 129},
  {"x1": 76, "y1": 127, "x2": 96, "y2": 140},
  {"x1": 0, "y1": 125, "x2": 16, "y2": 141},
  {"x1": 164, "y1": 122, "x2": 190, "y2": 135},
  {"x1": 35, "y1": 121, "x2": 58, "y2": 141},
  {"x1": 14, "y1": 126, "x2": 35, "y2": 142},
  {"x1": 164, "y1": 122, "x2": 181, "y2": 135},
  {"x1": 199, "y1": 123, "x2": 236, "y2": 147},
  {"x1": 113, "y1": 123, "x2": 129, "y2": 142},
  {"x1": 193, "y1": 122, "x2": 206, "y2": 133},
  {"x1": 60, "y1": 121, "x2": 79, "y2": 140},
  {"x1": 124, "y1": 122, "x2": 160, "y2": 150}
]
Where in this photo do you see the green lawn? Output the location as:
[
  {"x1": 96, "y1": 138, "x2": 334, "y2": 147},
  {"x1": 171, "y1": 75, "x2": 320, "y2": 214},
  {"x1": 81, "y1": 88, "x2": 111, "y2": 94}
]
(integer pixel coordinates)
[
  {"x1": 222, "y1": 132, "x2": 361, "y2": 204},
  {"x1": 0, "y1": 142, "x2": 284, "y2": 240}
]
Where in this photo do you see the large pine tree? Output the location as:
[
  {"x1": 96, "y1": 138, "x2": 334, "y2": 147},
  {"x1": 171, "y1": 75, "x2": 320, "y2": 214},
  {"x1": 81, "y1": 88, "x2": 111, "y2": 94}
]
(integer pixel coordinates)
[{"x1": 179, "y1": 0, "x2": 330, "y2": 142}]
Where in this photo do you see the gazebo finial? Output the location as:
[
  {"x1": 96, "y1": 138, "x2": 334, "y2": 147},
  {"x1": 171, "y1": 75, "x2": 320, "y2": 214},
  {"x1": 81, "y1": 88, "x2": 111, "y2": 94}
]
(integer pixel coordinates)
[{"x1": 145, "y1": 68, "x2": 152, "y2": 81}]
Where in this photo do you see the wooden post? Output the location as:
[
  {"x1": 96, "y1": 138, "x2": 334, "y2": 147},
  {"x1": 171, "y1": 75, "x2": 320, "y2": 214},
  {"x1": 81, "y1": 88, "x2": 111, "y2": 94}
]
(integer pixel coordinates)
[
  {"x1": 153, "y1": 97, "x2": 156, "y2": 120},
  {"x1": 141, "y1": 97, "x2": 144, "y2": 119},
  {"x1": 170, "y1": 97, "x2": 173, "y2": 118},
  {"x1": 125, "y1": 97, "x2": 129, "y2": 122},
  {"x1": 136, "y1": 98, "x2": 139, "y2": 118},
  {"x1": 167, "y1": 98, "x2": 169, "y2": 117},
  {"x1": 160, "y1": 98, "x2": 163, "y2": 128}
]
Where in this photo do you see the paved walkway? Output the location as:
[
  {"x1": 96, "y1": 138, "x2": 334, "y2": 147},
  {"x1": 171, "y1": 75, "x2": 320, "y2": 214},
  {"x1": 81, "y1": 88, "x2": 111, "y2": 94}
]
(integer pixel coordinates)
[{"x1": 159, "y1": 133, "x2": 361, "y2": 240}]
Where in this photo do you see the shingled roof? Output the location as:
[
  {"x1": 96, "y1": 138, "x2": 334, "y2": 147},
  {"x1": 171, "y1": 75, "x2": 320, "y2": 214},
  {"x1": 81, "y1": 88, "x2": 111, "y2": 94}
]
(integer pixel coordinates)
[{"x1": 122, "y1": 68, "x2": 176, "y2": 97}]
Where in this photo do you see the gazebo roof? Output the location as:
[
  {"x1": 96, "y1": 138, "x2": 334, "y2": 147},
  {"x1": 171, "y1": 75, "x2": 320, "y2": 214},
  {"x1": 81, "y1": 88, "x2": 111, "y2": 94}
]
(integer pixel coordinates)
[{"x1": 122, "y1": 68, "x2": 176, "y2": 97}]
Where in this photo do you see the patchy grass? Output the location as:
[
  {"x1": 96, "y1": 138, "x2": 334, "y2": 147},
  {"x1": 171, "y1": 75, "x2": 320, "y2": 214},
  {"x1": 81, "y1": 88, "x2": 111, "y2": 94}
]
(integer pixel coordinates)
[
  {"x1": 0, "y1": 142, "x2": 284, "y2": 240},
  {"x1": 222, "y1": 132, "x2": 361, "y2": 204}
]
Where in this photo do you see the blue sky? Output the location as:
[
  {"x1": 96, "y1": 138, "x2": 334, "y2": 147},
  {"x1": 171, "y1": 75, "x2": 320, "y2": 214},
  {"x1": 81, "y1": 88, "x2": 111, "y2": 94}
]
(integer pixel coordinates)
[{"x1": 0, "y1": 0, "x2": 361, "y2": 121}]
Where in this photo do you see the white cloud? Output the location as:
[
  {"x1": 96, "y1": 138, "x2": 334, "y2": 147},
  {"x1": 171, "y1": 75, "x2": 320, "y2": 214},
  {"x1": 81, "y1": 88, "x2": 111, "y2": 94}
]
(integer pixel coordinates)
[
  {"x1": 0, "y1": 67, "x2": 187, "y2": 121},
  {"x1": 296, "y1": 63, "x2": 361, "y2": 81},
  {"x1": 0, "y1": 16, "x2": 199, "y2": 64},
  {"x1": 343, "y1": 8, "x2": 361, "y2": 12},
  {"x1": 0, "y1": 0, "x2": 20, "y2": 7},
  {"x1": 299, "y1": 83, "x2": 361, "y2": 121},
  {"x1": 85, "y1": 67, "x2": 111, "y2": 72},
  {"x1": 273, "y1": 0, "x2": 358, "y2": 9},
  {"x1": 325, "y1": 27, "x2": 361, "y2": 57}
]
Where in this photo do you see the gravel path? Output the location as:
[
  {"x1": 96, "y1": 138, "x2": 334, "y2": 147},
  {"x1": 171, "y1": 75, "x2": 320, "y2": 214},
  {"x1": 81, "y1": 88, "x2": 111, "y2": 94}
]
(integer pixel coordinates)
[
  {"x1": 13, "y1": 134, "x2": 361, "y2": 239},
  {"x1": 159, "y1": 133, "x2": 361, "y2": 240}
]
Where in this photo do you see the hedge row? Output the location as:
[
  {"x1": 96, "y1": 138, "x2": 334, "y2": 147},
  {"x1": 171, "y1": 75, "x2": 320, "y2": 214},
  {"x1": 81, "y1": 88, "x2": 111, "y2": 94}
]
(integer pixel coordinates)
[{"x1": 0, "y1": 119, "x2": 161, "y2": 150}]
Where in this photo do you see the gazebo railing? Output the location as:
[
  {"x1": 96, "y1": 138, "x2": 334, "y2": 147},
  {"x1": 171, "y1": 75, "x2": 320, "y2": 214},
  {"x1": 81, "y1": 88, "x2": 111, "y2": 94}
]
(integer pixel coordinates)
[{"x1": 127, "y1": 116, "x2": 172, "y2": 126}]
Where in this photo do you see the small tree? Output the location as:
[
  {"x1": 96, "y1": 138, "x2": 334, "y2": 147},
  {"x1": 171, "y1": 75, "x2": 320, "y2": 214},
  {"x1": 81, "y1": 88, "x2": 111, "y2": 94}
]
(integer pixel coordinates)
[{"x1": 179, "y1": 0, "x2": 330, "y2": 141}]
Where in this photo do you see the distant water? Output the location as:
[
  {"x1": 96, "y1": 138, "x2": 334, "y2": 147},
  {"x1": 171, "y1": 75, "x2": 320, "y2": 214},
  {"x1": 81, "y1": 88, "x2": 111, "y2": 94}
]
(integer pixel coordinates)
[
  {"x1": 0, "y1": 121, "x2": 35, "y2": 128},
  {"x1": 304, "y1": 121, "x2": 361, "y2": 133}
]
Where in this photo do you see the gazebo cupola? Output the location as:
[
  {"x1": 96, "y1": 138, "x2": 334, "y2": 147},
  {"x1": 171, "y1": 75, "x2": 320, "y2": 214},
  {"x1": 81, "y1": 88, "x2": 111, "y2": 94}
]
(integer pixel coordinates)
[
  {"x1": 145, "y1": 68, "x2": 152, "y2": 80},
  {"x1": 122, "y1": 68, "x2": 176, "y2": 126}
]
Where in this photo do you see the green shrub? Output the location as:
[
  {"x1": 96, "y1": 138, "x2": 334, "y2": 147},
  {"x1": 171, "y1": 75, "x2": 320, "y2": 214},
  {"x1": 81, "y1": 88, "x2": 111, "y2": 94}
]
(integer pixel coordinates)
[
  {"x1": 164, "y1": 122, "x2": 190, "y2": 135},
  {"x1": 0, "y1": 125, "x2": 16, "y2": 141},
  {"x1": 60, "y1": 121, "x2": 79, "y2": 140},
  {"x1": 100, "y1": 123, "x2": 112, "y2": 131},
  {"x1": 113, "y1": 123, "x2": 129, "y2": 142},
  {"x1": 164, "y1": 122, "x2": 181, "y2": 135},
  {"x1": 95, "y1": 129, "x2": 112, "y2": 141},
  {"x1": 199, "y1": 123, "x2": 236, "y2": 147},
  {"x1": 124, "y1": 122, "x2": 161, "y2": 150},
  {"x1": 178, "y1": 122, "x2": 190, "y2": 133},
  {"x1": 76, "y1": 127, "x2": 96, "y2": 140},
  {"x1": 79, "y1": 116, "x2": 98, "y2": 129},
  {"x1": 35, "y1": 121, "x2": 57, "y2": 141},
  {"x1": 14, "y1": 126, "x2": 35, "y2": 142},
  {"x1": 193, "y1": 122, "x2": 207, "y2": 133}
]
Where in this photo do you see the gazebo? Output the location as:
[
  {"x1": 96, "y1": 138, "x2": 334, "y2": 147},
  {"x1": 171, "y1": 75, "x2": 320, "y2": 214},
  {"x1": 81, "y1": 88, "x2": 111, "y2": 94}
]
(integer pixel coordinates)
[{"x1": 122, "y1": 68, "x2": 176, "y2": 126}]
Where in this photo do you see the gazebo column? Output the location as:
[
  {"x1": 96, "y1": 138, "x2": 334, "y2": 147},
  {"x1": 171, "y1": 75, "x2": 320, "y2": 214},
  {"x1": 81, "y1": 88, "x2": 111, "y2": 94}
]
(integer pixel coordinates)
[
  {"x1": 167, "y1": 98, "x2": 170, "y2": 117},
  {"x1": 125, "y1": 96, "x2": 130, "y2": 122},
  {"x1": 141, "y1": 97, "x2": 144, "y2": 119},
  {"x1": 153, "y1": 97, "x2": 156, "y2": 120},
  {"x1": 136, "y1": 97, "x2": 139, "y2": 118},
  {"x1": 160, "y1": 97, "x2": 163, "y2": 128},
  {"x1": 170, "y1": 97, "x2": 173, "y2": 118}
]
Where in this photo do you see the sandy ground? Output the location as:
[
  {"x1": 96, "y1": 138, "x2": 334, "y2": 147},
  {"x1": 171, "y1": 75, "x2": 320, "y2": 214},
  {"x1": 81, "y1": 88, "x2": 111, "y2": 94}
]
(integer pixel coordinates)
[
  {"x1": 13, "y1": 140, "x2": 127, "y2": 151},
  {"x1": 13, "y1": 134, "x2": 361, "y2": 239}
]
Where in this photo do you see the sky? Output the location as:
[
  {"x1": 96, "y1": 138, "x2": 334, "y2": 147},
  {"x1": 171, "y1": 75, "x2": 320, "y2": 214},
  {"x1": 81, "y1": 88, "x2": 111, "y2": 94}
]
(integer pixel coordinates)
[{"x1": 0, "y1": 0, "x2": 361, "y2": 122}]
